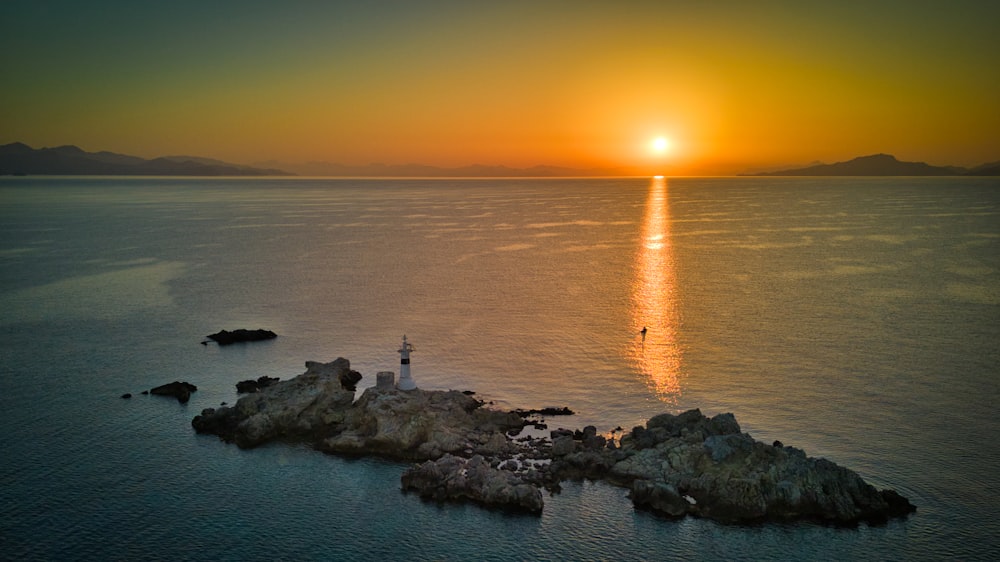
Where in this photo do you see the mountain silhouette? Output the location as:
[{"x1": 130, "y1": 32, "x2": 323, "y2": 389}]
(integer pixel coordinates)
[
  {"x1": 0, "y1": 143, "x2": 289, "y2": 176},
  {"x1": 252, "y1": 159, "x2": 625, "y2": 177},
  {"x1": 752, "y1": 154, "x2": 962, "y2": 176}
]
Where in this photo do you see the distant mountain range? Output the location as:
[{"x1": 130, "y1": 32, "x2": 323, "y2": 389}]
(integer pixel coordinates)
[
  {"x1": 0, "y1": 142, "x2": 624, "y2": 177},
  {"x1": 750, "y1": 153, "x2": 1000, "y2": 176},
  {"x1": 3, "y1": 143, "x2": 998, "y2": 177},
  {"x1": 0, "y1": 143, "x2": 289, "y2": 176},
  {"x1": 250, "y1": 159, "x2": 624, "y2": 177}
]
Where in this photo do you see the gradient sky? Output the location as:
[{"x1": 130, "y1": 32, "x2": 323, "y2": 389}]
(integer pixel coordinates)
[{"x1": 2, "y1": 0, "x2": 998, "y2": 174}]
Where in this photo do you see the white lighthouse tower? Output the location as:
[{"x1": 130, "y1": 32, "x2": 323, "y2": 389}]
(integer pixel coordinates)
[{"x1": 397, "y1": 335, "x2": 417, "y2": 391}]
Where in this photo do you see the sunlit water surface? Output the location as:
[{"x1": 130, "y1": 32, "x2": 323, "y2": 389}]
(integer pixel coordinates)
[{"x1": 1, "y1": 176, "x2": 998, "y2": 560}]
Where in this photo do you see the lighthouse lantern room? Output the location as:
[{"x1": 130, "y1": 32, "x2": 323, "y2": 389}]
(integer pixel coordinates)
[{"x1": 397, "y1": 335, "x2": 417, "y2": 391}]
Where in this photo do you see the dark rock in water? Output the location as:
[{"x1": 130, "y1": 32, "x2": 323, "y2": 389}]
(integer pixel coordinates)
[
  {"x1": 879, "y1": 489, "x2": 919, "y2": 521},
  {"x1": 120, "y1": 393, "x2": 132, "y2": 399},
  {"x1": 630, "y1": 480, "x2": 689, "y2": 517},
  {"x1": 515, "y1": 406, "x2": 574, "y2": 418},
  {"x1": 204, "y1": 329, "x2": 277, "y2": 346},
  {"x1": 150, "y1": 381, "x2": 197, "y2": 403},
  {"x1": 236, "y1": 375, "x2": 280, "y2": 394},
  {"x1": 235, "y1": 380, "x2": 255, "y2": 393}
]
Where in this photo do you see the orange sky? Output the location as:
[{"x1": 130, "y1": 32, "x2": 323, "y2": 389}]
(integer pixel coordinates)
[{"x1": 2, "y1": 1, "x2": 998, "y2": 175}]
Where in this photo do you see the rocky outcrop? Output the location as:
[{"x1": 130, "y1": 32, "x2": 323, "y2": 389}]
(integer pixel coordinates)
[
  {"x1": 150, "y1": 381, "x2": 197, "y2": 403},
  {"x1": 545, "y1": 409, "x2": 916, "y2": 525},
  {"x1": 192, "y1": 359, "x2": 355, "y2": 448},
  {"x1": 192, "y1": 358, "x2": 525, "y2": 459},
  {"x1": 236, "y1": 375, "x2": 280, "y2": 393},
  {"x1": 319, "y1": 387, "x2": 524, "y2": 461},
  {"x1": 190, "y1": 359, "x2": 914, "y2": 524},
  {"x1": 203, "y1": 329, "x2": 277, "y2": 346},
  {"x1": 401, "y1": 454, "x2": 544, "y2": 513}
]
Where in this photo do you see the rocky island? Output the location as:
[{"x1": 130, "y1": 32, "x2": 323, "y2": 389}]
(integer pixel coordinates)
[{"x1": 191, "y1": 358, "x2": 915, "y2": 525}]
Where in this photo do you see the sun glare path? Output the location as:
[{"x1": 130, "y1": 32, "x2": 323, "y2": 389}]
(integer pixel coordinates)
[{"x1": 627, "y1": 176, "x2": 682, "y2": 401}]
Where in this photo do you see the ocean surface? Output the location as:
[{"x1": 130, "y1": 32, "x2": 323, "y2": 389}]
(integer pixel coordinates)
[{"x1": 1, "y1": 176, "x2": 998, "y2": 561}]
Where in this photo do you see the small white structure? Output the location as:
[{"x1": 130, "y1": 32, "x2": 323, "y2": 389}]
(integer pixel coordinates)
[
  {"x1": 376, "y1": 371, "x2": 395, "y2": 391},
  {"x1": 396, "y1": 335, "x2": 417, "y2": 391}
]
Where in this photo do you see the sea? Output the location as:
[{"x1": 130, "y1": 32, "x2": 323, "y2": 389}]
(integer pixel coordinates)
[{"x1": 1, "y1": 175, "x2": 998, "y2": 561}]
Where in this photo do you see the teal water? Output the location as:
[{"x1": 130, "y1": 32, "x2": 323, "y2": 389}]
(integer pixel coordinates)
[{"x1": 1, "y1": 176, "x2": 998, "y2": 560}]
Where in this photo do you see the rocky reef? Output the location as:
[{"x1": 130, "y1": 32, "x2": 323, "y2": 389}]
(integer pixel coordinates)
[
  {"x1": 550, "y1": 410, "x2": 915, "y2": 524},
  {"x1": 401, "y1": 454, "x2": 544, "y2": 513},
  {"x1": 149, "y1": 381, "x2": 198, "y2": 403},
  {"x1": 235, "y1": 375, "x2": 280, "y2": 394},
  {"x1": 191, "y1": 358, "x2": 915, "y2": 524},
  {"x1": 202, "y1": 328, "x2": 277, "y2": 346}
]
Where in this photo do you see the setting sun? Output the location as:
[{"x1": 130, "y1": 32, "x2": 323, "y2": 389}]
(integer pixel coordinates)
[
  {"x1": 651, "y1": 137, "x2": 671, "y2": 154},
  {"x1": 1, "y1": 3, "x2": 996, "y2": 175}
]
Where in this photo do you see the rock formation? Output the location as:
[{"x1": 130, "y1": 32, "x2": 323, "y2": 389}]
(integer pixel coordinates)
[
  {"x1": 236, "y1": 375, "x2": 280, "y2": 393},
  {"x1": 150, "y1": 381, "x2": 197, "y2": 403},
  {"x1": 401, "y1": 454, "x2": 544, "y2": 513},
  {"x1": 190, "y1": 358, "x2": 915, "y2": 524},
  {"x1": 192, "y1": 359, "x2": 355, "y2": 448},
  {"x1": 547, "y1": 409, "x2": 916, "y2": 524},
  {"x1": 203, "y1": 329, "x2": 277, "y2": 346}
]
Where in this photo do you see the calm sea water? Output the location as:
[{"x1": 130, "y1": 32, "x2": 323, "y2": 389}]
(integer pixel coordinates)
[{"x1": 1, "y1": 176, "x2": 998, "y2": 560}]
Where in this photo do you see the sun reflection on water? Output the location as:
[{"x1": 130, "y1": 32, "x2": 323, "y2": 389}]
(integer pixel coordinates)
[{"x1": 628, "y1": 176, "x2": 682, "y2": 401}]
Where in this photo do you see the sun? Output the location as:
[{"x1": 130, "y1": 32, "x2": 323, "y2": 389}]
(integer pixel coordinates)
[{"x1": 651, "y1": 136, "x2": 671, "y2": 154}]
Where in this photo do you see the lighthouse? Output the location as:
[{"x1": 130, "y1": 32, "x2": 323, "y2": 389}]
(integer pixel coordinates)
[{"x1": 397, "y1": 335, "x2": 417, "y2": 391}]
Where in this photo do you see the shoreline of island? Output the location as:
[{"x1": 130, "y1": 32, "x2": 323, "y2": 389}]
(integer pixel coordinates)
[{"x1": 187, "y1": 358, "x2": 915, "y2": 525}]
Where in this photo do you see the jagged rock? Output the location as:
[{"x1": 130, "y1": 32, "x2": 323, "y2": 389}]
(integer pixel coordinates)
[
  {"x1": 551, "y1": 435, "x2": 577, "y2": 457},
  {"x1": 401, "y1": 454, "x2": 544, "y2": 513},
  {"x1": 192, "y1": 359, "x2": 354, "y2": 447},
  {"x1": 339, "y1": 369, "x2": 362, "y2": 391},
  {"x1": 120, "y1": 393, "x2": 132, "y2": 399},
  {"x1": 203, "y1": 329, "x2": 277, "y2": 346},
  {"x1": 319, "y1": 386, "x2": 523, "y2": 461},
  {"x1": 150, "y1": 381, "x2": 197, "y2": 403},
  {"x1": 610, "y1": 410, "x2": 916, "y2": 524},
  {"x1": 236, "y1": 375, "x2": 280, "y2": 394},
  {"x1": 630, "y1": 480, "x2": 689, "y2": 517}
]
